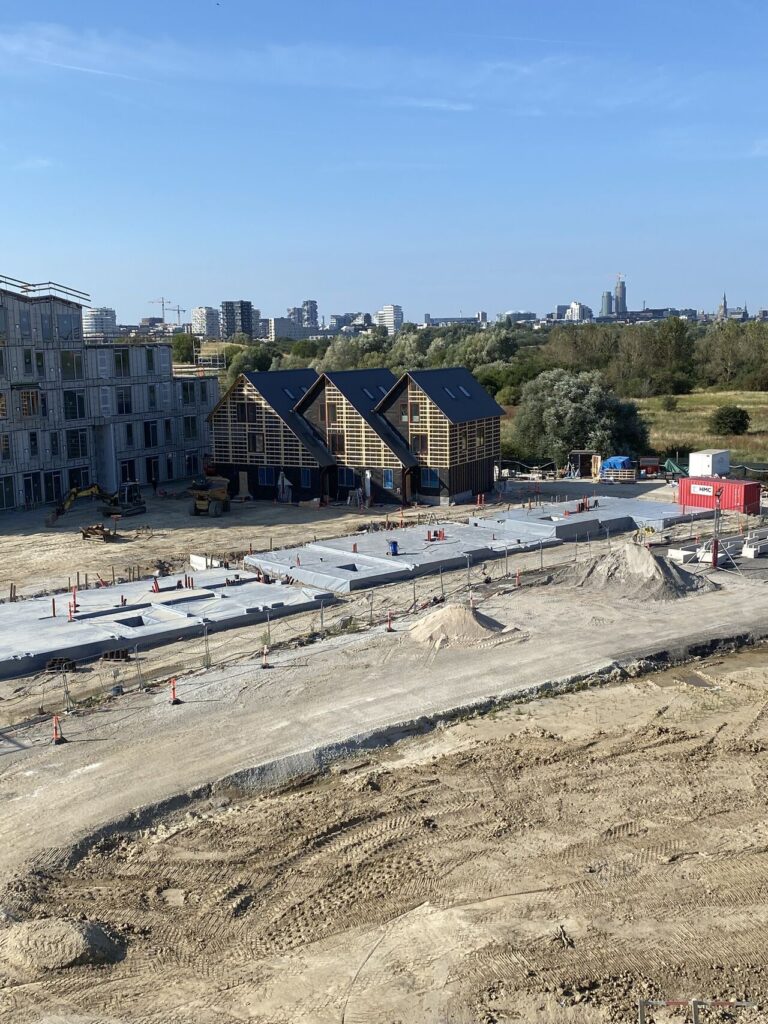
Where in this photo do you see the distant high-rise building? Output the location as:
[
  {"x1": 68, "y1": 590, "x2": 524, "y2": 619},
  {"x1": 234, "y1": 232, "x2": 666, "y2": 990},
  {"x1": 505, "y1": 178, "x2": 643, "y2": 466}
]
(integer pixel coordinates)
[
  {"x1": 614, "y1": 275, "x2": 627, "y2": 316},
  {"x1": 268, "y1": 318, "x2": 310, "y2": 342},
  {"x1": 375, "y1": 304, "x2": 404, "y2": 336},
  {"x1": 191, "y1": 306, "x2": 220, "y2": 339},
  {"x1": 220, "y1": 300, "x2": 256, "y2": 339},
  {"x1": 82, "y1": 306, "x2": 117, "y2": 341},
  {"x1": 600, "y1": 291, "x2": 614, "y2": 317},
  {"x1": 553, "y1": 304, "x2": 569, "y2": 320},
  {"x1": 564, "y1": 301, "x2": 593, "y2": 323},
  {"x1": 286, "y1": 306, "x2": 302, "y2": 326},
  {"x1": 302, "y1": 299, "x2": 318, "y2": 330}
]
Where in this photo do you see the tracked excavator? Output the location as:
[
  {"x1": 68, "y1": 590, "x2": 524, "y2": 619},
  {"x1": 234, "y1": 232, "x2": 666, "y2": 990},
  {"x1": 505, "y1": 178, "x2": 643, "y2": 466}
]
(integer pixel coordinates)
[{"x1": 46, "y1": 482, "x2": 146, "y2": 525}]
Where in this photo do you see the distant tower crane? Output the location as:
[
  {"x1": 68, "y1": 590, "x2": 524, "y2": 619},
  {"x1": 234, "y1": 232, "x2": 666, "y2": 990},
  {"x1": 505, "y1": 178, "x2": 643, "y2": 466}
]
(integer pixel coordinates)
[
  {"x1": 166, "y1": 304, "x2": 187, "y2": 326},
  {"x1": 149, "y1": 297, "x2": 173, "y2": 321}
]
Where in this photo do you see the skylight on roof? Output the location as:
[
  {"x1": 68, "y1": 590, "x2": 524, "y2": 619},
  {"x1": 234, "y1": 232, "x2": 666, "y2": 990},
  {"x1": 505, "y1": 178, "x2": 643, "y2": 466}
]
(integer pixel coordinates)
[
  {"x1": 443, "y1": 386, "x2": 456, "y2": 399},
  {"x1": 283, "y1": 387, "x2": 295, "y2": 399},
  {"x1": 300, "y1": 386, "x2": 308, "y2": 393},
  {"x1": 378, "y1": 385, "x2": 387, "y2": 395},
  {"x1": 363, "y1": 387, "x2": 374, "y2": 399},
  {"x1": 458, "y1": 385, "x2": 471, "y2": 397}
]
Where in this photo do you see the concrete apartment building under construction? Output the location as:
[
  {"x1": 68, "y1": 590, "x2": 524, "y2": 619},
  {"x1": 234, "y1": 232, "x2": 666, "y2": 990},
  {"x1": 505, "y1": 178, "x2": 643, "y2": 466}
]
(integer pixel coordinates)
[{"x1": 0, "y1": 273, "x2": 219, "y2": 510}]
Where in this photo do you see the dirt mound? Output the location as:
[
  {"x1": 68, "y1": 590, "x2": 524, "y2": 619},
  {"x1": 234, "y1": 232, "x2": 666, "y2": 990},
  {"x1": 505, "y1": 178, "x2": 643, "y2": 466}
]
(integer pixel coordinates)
[
  {"x1": 410, "y1": 603, "x2": 505, "y2": 645},
  {"x1": 1, "y1": 917, "x2": 122, "y2": 971},
  {"x1": 552, "y1": 542, "x2": 715, "y2": 601}
]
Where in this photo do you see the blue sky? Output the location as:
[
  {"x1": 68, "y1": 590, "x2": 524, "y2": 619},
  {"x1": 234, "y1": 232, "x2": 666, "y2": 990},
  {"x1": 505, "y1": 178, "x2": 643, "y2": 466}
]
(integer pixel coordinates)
[{"x1": 1, "y1": 0, "x2": 766, "y2": 322}]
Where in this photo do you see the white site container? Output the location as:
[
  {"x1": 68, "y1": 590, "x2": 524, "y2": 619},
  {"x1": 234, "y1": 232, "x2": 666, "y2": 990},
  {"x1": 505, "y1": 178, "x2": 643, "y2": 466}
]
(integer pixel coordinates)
[{"x1": 688, "y1": 449, "x2": 730, "y2": 478}]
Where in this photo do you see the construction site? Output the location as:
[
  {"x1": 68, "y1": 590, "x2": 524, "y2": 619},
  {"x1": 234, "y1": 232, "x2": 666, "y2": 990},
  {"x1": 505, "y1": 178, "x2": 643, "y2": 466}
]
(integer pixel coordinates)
[{"x1": 2, "y1": 481, "x2": 768, "y2": 1023}]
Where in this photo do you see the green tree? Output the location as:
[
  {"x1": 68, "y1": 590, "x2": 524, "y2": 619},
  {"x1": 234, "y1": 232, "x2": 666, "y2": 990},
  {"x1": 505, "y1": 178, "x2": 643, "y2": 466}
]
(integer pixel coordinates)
[
  {"x1": 513, "y1": 369, "x2": 648, "y2": 466},
  {"x1": 225, "y1": 345, "x2": 277, "y2": 387},
  {"x1": 171, "y1": 334, "x2": 195, "y2": 363},
  {"x1": 708, "y1": 404, "x2": 751, "y2": 435}
]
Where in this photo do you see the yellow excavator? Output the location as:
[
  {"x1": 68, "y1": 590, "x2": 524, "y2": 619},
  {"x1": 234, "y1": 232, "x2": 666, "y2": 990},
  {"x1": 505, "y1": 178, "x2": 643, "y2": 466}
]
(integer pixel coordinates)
[{"x1": 47, "y1": 482, "x2": 146, "y2": 525}]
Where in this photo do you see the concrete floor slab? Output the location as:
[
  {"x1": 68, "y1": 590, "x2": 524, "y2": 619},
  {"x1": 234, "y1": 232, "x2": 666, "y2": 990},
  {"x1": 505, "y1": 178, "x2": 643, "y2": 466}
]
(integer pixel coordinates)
[{"x1": 0, "y1": 569, "x2": 335, "y2": 679}]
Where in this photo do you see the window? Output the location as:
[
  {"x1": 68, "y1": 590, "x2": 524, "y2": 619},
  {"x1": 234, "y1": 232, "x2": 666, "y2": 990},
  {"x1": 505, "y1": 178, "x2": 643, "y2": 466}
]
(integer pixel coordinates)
[
  {"x1": 0, "y1": 348, "x2": 5, "y2": 376},
  {"x1": 60, "y1": 351, "x2": 83, "y2": 381},
  {"x1": 23, "y1": 349, "x2": 33, "y2": 376},
  {"x1": 148, "y1": 385, "x2": 157, "y2": 410},
  {"x1": 0, "y1": 395, "x2": 6, "y2": 418},
  {"x1": 258, "y1": 467, "x2": 274, "y2": 486},
  {"x1": 183, "y1": 416, "x2": 198, "y2": 440},
  {"x1": 443, "y1": 386, "x2": 456, "y2": 399},
  {"x1": 68, "y1": 467, "x2": 89, "y2": 490},
  {"x1": 125, "y1": 423, "x2": 134, "y2": 448},
  {"x1": 144, "y1": 421, "x2": 158, "y2": 448},
  {"x1": 35, "y1": 352, "x2": 44, "y2": 378},
  {"x1": 247, "y1": 432, "x2": 265, "y2": 454},
  {"x1": 459, "y1": 432, "x2": 467, "y2": 456},
  {"x1": 63, "y1": 390, "x2": 86, "y2": 420},
  {"x1": 409, "y1": 402, "x2": 421, "y2": 423},
  {"x1": 236, "y1": 402, "x2": 247, "y2": 423},
  {"x1": 114, "y1": 348, "x2": 130, "y2": 377},
  {"x1": 319, "y1": 403, "x2": 326, "y2": 424},
  {"x1": 199, "y1": 379, "x2": 207, "y2": 403},
  {"x1": 282, "y1": 387, "x2": 295, "y2": 400},
  {"x1": 43, "y1": 471, "x2": 63, "y2": 504},
  {"x1": 40, "y1": 312, "x2": 52, "y2": 342},
  {"x1": 329, "y1": 431, "x2": 345, "y2": 454},
  {"x1": 383, "y1": 468, "x2": 394, "y2": 490},
  {"x1": 56, "y1": 313, "x2": 76, "y2": 341},
  {"x1": 66, "y1": 429, "x2": 88, "y2": 460},
  {"x1": 20, "y1": 390, "x2": 40, "y2": 417},
  {"x1": 338, "y1": 466, "x2": 355, "y2": 487},
  {"x1": 49, "y1": 432, "x2": 59, "y2": 457},
  {"x1": 301, "y1": 467, "x2": 311, "y2": 489},
  {"x1": 182, "y1": 381, "x2": 195, "y2": 405},
  {"x1": 411, "y1": 433, "x2": 428, "y2": 455},
  {"x1": 18, "y1": 310, "x2": 31, "y2": 339},
  {"x1": 0, "y1": 308, "x2": 6, "y2": 342},
  {"x1": 0, "y1": 434, "x2": 9, "y2": 461},
  {"x1": 378, "y1": 385, "x2": 388, "y2": 396},
  {"x1": 363, "y1": 388, "x2": 374, "y2": 400},
  {"x1": 399, "y1": 403, "x2": 408, "y2": 423},
  {"x1": 0, "y1": 474, "x2": 13, "y2": 509},
  {"x1": 164, "y1": 419, "x2": 172, "y2": 444},
  {"x1": 476, "y1": 427, "x2": 485, "y2": 447},
  {"x1": 146, "y1": 347, "x2": 155, "y2": 373},
  {"x1": 185, "y1": 452, "x2": 199, "y2": 476},
  {"x1": 458, "y1": 385, "x2": 471, "y2": 397},
  {"x1": 327, "y1": 402, "x2": 338, "y2": 424},
  {"x1": 421, "y1": 468, "x2": 439, "y2": 489},
  {"x1": 120, "y1": 459, "x2": 136, "y2": 484},
  {"x1": 29, "y1": 431, "x2": 38, "y2": 458},
  {"x1": 146, "y1": 456, "x2": 159, "y2": 484},
  {"x1": 116, "y1": 387, "x2": 132, "y2": 415}
]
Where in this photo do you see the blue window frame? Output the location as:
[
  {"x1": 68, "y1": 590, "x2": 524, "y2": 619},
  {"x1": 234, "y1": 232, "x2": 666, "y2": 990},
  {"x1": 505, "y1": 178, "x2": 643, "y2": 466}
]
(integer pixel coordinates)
[
  {"x1": 421, "y1": 467, "x2": 439, "y2": 489},
  {"x1": 338, "y1": 466, "x2": 356, "y2": 487},
  {"x1": 258, "y1": 467, "x2": 275, "y2": 486},
  {"x1": 382, "y1": 468, "x2": 394, "y2": 490},
  {"x1": 301, "y1": 467, "x2": 311, "y2": 489}
]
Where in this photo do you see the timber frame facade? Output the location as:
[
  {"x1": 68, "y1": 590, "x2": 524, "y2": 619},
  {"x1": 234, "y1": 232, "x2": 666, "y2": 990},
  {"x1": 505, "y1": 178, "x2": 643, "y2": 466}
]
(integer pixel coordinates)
[{"x1": 209, "y1": 366, "x2": 503, "y2": 505}]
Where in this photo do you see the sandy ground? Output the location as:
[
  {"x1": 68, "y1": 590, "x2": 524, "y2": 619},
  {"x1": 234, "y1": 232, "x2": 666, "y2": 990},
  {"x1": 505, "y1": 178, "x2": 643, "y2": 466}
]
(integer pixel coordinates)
[{"x1": 3, "y1": 647, "x2": 768, "y2": 1022}]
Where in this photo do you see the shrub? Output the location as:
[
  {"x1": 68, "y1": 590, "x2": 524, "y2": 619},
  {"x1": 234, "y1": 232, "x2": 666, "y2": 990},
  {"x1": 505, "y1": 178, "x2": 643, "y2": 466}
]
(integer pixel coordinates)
[
  {"x1": 708, "y1": 405, "x2": 751, "y2": 436},
  {"x1": 660, "y1": 395, "x2": 679, "y2": 412}
]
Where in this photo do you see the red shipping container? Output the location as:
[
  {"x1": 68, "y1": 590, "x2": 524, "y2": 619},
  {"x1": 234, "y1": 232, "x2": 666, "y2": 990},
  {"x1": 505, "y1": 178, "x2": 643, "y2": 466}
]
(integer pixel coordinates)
[{"x1": 678, "y1": 476, "x2": 762, "y2": 515}]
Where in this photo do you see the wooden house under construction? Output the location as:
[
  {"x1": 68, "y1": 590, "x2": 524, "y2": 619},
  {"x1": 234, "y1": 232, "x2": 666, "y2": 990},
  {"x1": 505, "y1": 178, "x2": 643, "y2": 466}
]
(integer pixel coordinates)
[{"x1": 209, "y1": 365, "x2": 503, "y2": 505}]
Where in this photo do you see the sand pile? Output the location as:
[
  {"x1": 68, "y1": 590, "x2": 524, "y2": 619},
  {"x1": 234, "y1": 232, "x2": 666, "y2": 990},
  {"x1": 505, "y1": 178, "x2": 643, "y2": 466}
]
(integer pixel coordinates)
[
  {"x1": 410, "y1": 603, "x2": 505, "y2": 645},
  {"x1": 1, "y1": 918, "x2": 122, "y2": 971},
  {"x1": 552, "y1": 542, "x2": 715, "y2": 601}
]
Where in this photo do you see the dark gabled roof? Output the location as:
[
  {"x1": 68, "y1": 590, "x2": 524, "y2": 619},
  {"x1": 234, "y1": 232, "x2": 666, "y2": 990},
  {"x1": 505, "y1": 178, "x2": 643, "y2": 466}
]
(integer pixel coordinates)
[
  {"x1": 242, "y1": 368, "x2": 335, "y2": 466},
  {"x1": 296, "y1": 368, "x2": 418, "y2": 468},
  {"x1": 376, "y1": 367, "x2": 504, "y2": 424}
]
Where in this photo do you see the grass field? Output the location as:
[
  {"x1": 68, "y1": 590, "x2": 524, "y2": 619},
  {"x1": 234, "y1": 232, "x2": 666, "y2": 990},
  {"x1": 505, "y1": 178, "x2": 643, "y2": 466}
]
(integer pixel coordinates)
[{"x1": 635, "y1": 390, "x2": 768, "y2": 464}]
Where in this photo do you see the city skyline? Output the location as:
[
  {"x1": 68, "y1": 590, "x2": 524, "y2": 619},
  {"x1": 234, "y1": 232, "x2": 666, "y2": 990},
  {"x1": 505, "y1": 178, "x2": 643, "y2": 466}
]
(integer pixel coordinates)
[{"x1": 2, "y1": 1, "x2": 768, "y2": 319}]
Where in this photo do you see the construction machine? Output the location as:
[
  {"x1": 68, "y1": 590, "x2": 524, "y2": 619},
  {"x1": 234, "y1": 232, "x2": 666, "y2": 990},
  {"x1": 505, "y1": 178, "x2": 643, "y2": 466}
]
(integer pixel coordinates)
[
  {"x1": 189, "y1": 475, "x2": 231, "y2": 517},
  {"x1": 47, "y1": 482, "x2": 146, "y2": 525}
]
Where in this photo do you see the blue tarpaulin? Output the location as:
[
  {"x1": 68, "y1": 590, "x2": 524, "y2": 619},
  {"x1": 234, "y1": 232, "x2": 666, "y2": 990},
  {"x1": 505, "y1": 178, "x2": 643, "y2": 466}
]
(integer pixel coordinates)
[{"x1": 601, "y1": 455, "x2": 633, "y2": 472}]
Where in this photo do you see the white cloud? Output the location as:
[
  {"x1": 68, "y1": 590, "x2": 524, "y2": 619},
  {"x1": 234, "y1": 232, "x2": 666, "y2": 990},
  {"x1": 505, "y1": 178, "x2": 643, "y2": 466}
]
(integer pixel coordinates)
[
  {"x1": 14, "y1": 157, "x2": 54, "y2": 170},
  {"x1": 386, "y1": 96, "x2": 474, "y2": 113}
]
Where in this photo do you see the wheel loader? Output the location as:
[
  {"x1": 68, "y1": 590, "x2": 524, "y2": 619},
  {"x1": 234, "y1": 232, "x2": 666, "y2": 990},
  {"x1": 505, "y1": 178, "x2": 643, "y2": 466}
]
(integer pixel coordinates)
[{"x1": 189, "y1": 476, "x2": 231, "y2": 517}]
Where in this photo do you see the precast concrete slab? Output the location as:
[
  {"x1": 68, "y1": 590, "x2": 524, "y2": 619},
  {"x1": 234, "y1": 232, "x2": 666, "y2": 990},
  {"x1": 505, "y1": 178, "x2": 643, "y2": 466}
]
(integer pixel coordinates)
[
  {"x1": 245, "y1": 521, "x2": 564, "y2": 593},
  {"x1": 473, "y1": 497, "x2": 715, "y2": 540},
  {"x1": 0, "y1": 569, "x2": 335, "y2": 680}
]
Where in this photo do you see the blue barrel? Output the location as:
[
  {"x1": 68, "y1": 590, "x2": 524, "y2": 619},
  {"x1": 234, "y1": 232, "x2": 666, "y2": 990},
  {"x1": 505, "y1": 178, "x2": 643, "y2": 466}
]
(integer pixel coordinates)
[{"x1": 388, "y1": 540, "x2": 399, "y2": 557}]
